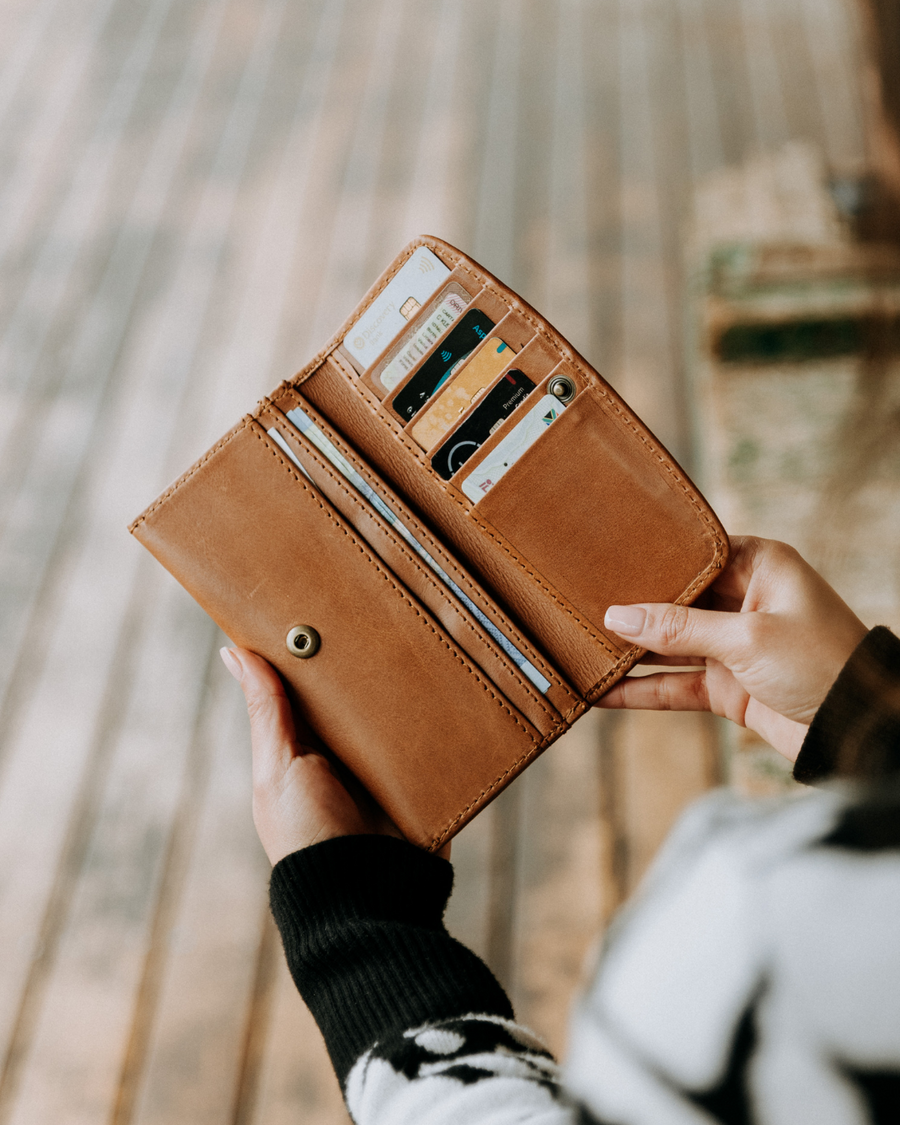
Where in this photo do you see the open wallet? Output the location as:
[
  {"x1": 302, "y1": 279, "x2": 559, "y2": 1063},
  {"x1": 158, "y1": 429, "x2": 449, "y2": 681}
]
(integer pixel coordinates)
[{"x1": 129, "y1": 236, "x2": 729, "y2": 851}]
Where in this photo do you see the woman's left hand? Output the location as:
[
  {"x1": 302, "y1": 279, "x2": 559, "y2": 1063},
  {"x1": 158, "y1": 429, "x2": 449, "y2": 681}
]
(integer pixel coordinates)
[{"x1": 221, "y1": 647, "x2": 402, "y2": 865}]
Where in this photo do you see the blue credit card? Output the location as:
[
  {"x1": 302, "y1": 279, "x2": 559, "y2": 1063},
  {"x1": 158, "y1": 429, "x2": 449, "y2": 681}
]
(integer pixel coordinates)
[{"x1": 390, "y1": 308, "x2": 496, "y2": 421}]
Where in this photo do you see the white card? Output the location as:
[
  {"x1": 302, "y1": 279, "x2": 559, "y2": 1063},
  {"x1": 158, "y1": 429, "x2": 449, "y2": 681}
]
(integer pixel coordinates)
[
  {"x1": 462, "y1": 394, "x2": 566, "y2": 502},
  {"x1": 342, "y1": 248, "x2": 450, "y2": 370}
]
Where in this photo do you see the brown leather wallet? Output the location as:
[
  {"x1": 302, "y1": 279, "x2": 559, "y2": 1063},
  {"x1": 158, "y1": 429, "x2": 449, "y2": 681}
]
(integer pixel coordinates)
[{"x1": 130, "y1": 236, "x2": 728, "y2": 851}]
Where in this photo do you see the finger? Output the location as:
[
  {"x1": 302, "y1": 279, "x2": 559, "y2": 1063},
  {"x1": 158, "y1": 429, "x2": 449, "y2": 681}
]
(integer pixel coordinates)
[
  {"x1": 604, "y1": 602, "x2": 751, "y2": 666},
  {"x1": 597, "y1": 670, "x2": 711, "y2": 712},
  {"x1": 220, "y1": 647, "x2": 303, "y2": 784},
  {"x1": 635, "y1": 652, "x2": 706, "y2": 667}
]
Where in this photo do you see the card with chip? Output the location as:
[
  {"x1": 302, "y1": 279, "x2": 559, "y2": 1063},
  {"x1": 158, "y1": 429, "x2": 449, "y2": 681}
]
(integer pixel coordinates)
[
  {"x1": 462, "y1": 393, "x2": 566, "y2": 501},
  {"x1": 376, "y1": 282, "x2": 472, "y2": 393},
  {"x1": 430, "y1": 369, "x2": 535, "y2": 479},
  {"x1": 410, "y1": 337, "x2": 515, "y2": 450},
  {"x1": 391, "y1": 308, "x2": 495, "y2": 421},
  {"x1": 341, "y1": 246, "x2": 450, "y2": 371}
]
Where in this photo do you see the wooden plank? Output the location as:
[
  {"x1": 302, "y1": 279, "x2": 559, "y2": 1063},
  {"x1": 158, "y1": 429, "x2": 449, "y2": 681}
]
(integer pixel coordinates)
[
  {"x1": 247, "y1": 954, "x2": 350, "y2": 1125},
  {"x1": 396, "y1": 0, "x2": 469, "y2": 246},
  {"x1": 1, "y1": 574, "x2": 215, "y2": 1125},
  {"x1": 123, "y1": 679, "x2": 270, "y2": 1125},
  {"x1": 617, "y1": 0, "x2": 690, "y2": 461},
  {"x1": 0, "y1": 0, "x2": 231, "y2": 729}
]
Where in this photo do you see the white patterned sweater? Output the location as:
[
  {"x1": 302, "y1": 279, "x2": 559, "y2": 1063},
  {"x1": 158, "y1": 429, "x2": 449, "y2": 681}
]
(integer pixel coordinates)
[{"x1": 270, "y1": 627, "x2": 900, "y2": 1124}]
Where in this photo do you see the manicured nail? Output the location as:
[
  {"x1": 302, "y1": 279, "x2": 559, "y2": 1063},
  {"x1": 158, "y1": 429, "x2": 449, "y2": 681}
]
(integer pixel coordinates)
[
  {"x1": 604, "y1": 605, "x2": 646, "y2": 636},
  {"x1": 219, "y1": 646, "x2": 243, "y2": 680}
]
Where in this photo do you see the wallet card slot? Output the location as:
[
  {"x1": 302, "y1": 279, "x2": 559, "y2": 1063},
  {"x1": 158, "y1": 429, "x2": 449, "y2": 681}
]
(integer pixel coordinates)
[
  {"x1": 414, "y1": 335, "x2": 562, "y2": 463},
  {"x1": 134, "y1": 417, "x2": 548, "y2": 850},
  {"x1": 445, "y1": 367, "x2": 577, "y2": 492},
  {"x1": 286, "y1": 354, "x2": 619, "y2": 702},
  {"x1": 259, "y1": 405, "x2": 564, "y2": 736},
  {"x1": 261, "y1": 393, "x2": 572, "y2": 707},
  {"x1": 361, "y1": 264, "x2": 484, "y2": 400},
  {"x1": 384, "y1": 289, "x2": 521, "y2": 423},
  {"x1": 471, "y1": 385, "x2": 729, "y2": 651}
]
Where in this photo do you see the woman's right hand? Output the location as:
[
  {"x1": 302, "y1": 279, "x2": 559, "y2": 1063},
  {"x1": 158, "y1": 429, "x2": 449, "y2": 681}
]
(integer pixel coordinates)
[{"x1": 597, "y1": 537, "x2": 869, "y2": 761}]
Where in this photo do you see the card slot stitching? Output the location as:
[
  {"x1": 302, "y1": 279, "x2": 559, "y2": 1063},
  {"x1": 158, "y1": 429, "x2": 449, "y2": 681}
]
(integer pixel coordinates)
[
  {"x1": 468, "y1": 288, "x2": 729, "y2": 559},
  {"x1": 446, "y1": 370, "x2": 567, "y2": 487},
  {"x1": 268, "y1": 390, "x2": 569, "y2": 694},
  {"x1": 266, "y1": 420, "x2": 559, "y2": 725},
  {"x1": 248, "y1": 422, "x2": 540, "y2": 745},
  {"x1": 287, "y1": 369, "x2": 624, "y2": 656},
  {"x1": 284, "y1": 244, "x2": 728, "y2": 669},
  {"x1": 382, "y1": 295, "x2": 508, "y2": 413},
  {"x1": 413, "y1": 336, "x2": 545, "y2": 457},
  {"x1": 369, "y1": 281, "x2": 488, "y2": 396}
]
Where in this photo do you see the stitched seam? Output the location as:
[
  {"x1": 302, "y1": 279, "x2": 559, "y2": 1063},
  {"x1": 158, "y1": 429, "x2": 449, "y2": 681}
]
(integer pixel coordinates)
[
  {"x1": 281, "y1": 380, "x2": 621, "y2": 655},
  {"x1": 249, "y1": 424, "x2": 538, "y2": 741},
  {"x1": 428, "y1": 721, "x2": 568, "y2": 850},
  {"x1": 130, "y1": 421, "x2": 249, "y2": 529},
  {"x1": 270, "y1": 388, "x2": 569, "y2": 693},
  {"x1": 267, "y1": 422, "x2": 558, "y2": 726}
]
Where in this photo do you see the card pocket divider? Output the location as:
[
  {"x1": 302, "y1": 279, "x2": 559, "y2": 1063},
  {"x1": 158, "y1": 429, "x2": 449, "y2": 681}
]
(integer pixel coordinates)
[
  {"x1": 444, "y1": 363, "x2": 586, "y2": 494},
  {"x1": 259, "y1": 402, "x2": 568, "y2": 736},
  {"x1": 413, "y1": 333, "x2": 564, "y2": 457},
  {"x1": 361, "y1": 264, "x2": 486, "y2": 398},
  {"x1": 287, "y1": 353, "x2": 628, "y2": 699},
  {"x1": 382, "y1": 289, "x2": 523, "y2": 416}
]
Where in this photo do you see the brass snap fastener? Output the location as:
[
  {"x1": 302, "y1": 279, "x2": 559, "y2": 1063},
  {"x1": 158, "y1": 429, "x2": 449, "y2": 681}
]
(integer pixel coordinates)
[
  {"x1": 286, "y1": 625, "x2": 320, "y2": 659},
  {"x1": 548, "y1": 375, "x2": 576, "y2": 403}
]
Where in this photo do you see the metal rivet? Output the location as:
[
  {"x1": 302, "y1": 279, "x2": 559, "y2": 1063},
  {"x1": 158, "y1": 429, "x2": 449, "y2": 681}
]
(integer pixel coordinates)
[
  {"x1": 548, "y1": 375, "x2": 576, "y2": 403},
  {"x1": 286, "y1": 625, "x2": 321, "y2": 659}
]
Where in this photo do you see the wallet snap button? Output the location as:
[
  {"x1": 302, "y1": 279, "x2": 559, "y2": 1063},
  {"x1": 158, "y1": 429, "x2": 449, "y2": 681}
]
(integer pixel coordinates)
[
  {"x1": 286, "y1": 625, "x2": 320, "y2": 659},
  {"x1": 548, "y1": 375, "x2": 576, "y2": 403}
]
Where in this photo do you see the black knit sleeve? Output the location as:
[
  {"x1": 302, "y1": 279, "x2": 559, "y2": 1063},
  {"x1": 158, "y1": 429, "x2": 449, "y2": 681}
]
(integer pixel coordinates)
[
  {"x1": 793, "y1": 626, "x2": 900, "y2": 785},
  {"x1": 268, "y1": 834, "x2": 514, "y2": 1085}
]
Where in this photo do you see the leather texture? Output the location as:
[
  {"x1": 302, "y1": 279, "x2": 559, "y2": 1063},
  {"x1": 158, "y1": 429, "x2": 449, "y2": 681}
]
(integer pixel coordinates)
[{"x1": 130, "y1": 236, "x2": 729, "y2": 850}]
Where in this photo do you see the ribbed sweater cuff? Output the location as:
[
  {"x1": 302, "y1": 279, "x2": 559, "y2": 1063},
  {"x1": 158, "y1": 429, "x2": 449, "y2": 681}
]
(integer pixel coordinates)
[
  {"x1": 794, "y1": 626, "x2": 900, "y2": 785},
  {"x1": 269, "y1": 834, "x2": 513, "y2": 1084}
]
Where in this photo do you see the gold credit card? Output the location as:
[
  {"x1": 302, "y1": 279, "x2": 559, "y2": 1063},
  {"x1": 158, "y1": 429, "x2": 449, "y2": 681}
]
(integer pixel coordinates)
[{"x1": 410, "y1": 337, "x2": 515, "y2": 450}]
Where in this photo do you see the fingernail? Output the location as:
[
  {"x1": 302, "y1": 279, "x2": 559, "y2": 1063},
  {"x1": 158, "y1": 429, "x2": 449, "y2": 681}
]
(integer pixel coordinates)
[
  {"x1": 604, "y1": 605, "x2": 646, "y2": 636},
  {"x1": 219, "y1": 646, "x2": 243, "y2": 681}
]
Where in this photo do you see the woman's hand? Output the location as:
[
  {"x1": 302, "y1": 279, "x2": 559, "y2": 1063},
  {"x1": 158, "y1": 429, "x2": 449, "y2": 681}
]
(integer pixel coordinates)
[
  {"x1": 221, "y1": 647, "x2": 402, "y2": 865},
  {"x1": 597, "y1": 537, "x2": 868, "y2": 761}
]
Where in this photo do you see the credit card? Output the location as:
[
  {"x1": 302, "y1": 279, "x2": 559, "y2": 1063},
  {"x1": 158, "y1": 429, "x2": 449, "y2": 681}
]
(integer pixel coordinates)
[
  {"x1": 273, "y1": 408, "x2": 551, "y2": 694},
  {"x1": 391, "y1": 308, "x2": 495, "y2": 421},
  {"x1": 431, "y1": 369, "x2": 535, "y2": 479},
  {"x1": 411, "y1": 338, "x2": 516, "y2": 450},
  {"x1": 462, "y1": 394, "x2": 566, "y2": 502},
  {"x1": 377, "y1": 283, "x2": 472, "y2": 393},
  {"x1": 342, "y1": 247, "x2": 450, "y2": 370}
]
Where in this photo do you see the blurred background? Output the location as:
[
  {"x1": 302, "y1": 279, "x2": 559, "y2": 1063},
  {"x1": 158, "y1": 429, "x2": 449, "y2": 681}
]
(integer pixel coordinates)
[{"x1": 1, "y1": 0, "x2": 899, "y2": 1121}]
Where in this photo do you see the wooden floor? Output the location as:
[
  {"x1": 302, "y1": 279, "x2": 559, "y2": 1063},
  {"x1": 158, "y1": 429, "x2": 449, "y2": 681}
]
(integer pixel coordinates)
[{"x1": 0, "y1": 0, "x2": 868, "y2": 1120}]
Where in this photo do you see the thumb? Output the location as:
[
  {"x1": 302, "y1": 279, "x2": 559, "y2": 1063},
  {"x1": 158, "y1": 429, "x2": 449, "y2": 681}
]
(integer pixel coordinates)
[
  {"x1": 604, "y1": 603, "x2": 751, "y2": 666},
  {"x1": 220, "y1": 647, "x2": 301, "y2": 785}
]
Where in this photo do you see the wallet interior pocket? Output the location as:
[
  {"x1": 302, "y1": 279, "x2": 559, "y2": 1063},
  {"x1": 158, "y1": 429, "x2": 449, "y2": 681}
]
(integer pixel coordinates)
[
  {"x1": 473, "y1": 386, "x2": 729, "y2": 663},
  {"x1": 131, "y1": 418, "x2": 549, "y2": 849},
  {"x1": 258, "y1": 402, "x2": 568, "y2": 738}
]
